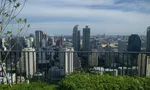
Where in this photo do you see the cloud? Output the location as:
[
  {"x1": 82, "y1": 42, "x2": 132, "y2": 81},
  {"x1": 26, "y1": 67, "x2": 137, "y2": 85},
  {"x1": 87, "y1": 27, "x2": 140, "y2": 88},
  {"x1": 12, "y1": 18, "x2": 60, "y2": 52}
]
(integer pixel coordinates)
[{"x1": 16, "y1": 0, "x2": 150, "y2": 35}]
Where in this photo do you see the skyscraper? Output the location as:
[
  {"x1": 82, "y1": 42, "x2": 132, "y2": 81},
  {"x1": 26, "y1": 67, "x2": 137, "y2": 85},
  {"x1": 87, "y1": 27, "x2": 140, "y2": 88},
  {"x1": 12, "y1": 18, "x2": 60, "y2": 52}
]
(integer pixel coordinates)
[
  {"x1": 35, "y1": 30, "x2": 43, "y2": 49},
  {"x1": 127, "y1": 34, "x2": 141, "y2": 52},
  {"x1": 127, "y1": 34, "x2": 141, "y2": 66},
  {"x1": 83, "y1": 26, "x2": 90, "y2": 51},
  {"x1": 88, "y1": 49, "x2": 98, "y2": 67},
  {"x1": 60, "y1": 35, "x2": 64, "y2": 46},
  {"x1": 118, "y1": 40, "x2": 127, "y2": 51},
  {"x1": 59, "y1": 47, "x2": 74, "y2": 75},
  {"x1": 48, "y1": 35, "x2": 55, "y2": 46},
  {"x1": 19, "y1": 47, "x2": 36, "y2": 78},
  {"x1": 146, "y1": 26, "x2": 150, "y2": 55},
  {"x1": 42, "y1": 32, "x2": 47, "y2": 48},
  {"x1": 72, "y1": 25, "x2": 80, "y2": 51}
]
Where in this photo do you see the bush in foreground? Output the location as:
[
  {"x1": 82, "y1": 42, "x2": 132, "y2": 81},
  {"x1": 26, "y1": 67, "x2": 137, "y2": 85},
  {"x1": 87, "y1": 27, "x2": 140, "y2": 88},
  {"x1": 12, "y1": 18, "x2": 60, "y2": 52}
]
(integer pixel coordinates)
[
  {"x1": 58, "y1": 73, "x2": 150, "y2": 90},
  {"x1": 0, "y1": 81, "x2": 57, "y2": 90},
  {"x1": 1, "y1": 73, "x2": 150, "y2": 90}
]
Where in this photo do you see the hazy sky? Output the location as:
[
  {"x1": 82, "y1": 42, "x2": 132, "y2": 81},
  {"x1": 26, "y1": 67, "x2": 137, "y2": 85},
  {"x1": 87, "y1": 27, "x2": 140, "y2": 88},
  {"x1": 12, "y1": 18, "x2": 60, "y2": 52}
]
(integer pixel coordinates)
[{"x1": 18, "y1": 0, "x2": 150, "y2": 35}]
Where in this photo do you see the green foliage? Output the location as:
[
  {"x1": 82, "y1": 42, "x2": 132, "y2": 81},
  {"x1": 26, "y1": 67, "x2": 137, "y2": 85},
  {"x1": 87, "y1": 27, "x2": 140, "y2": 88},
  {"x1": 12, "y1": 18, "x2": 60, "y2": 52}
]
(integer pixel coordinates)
[
  {"x1": 0, "y1": 81, "x2": 57, "y2": 90},
  {"x1": 6, "y1": 31, "x2": 12, "y2": 35},
  {"x1": 27, "y1": 24, "x2": 30, "y2": 28},
  {"x1": 1, "y1": 75, "x2": 150, "y2": 90},
  {"x1": 16, "y1": 18, "x2": 22, "y2": 23},
  {"x1": 58, "y1": 73, "x2": 150, "y2": 90},
  {"x1": 14, "y1": 2, "x2": 21, "y2": 9}
]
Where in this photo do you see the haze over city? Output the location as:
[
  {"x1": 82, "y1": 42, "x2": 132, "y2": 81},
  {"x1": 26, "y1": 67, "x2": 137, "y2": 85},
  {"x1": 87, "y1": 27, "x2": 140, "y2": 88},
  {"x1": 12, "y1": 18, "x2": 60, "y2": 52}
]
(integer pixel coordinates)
[{"x1": 14, "y1": 0, "x2": 150, "y2": 35}]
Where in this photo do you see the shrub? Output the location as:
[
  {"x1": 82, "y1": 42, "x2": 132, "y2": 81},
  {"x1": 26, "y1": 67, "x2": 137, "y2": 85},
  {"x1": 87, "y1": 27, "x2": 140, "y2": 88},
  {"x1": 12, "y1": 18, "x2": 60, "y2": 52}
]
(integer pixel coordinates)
[
  {"x1": 0, "y1": 81, "x2": 57, "y2": 90},
  {"x1": 58, "y1": 72, "x2": 150, "y2": 90}
]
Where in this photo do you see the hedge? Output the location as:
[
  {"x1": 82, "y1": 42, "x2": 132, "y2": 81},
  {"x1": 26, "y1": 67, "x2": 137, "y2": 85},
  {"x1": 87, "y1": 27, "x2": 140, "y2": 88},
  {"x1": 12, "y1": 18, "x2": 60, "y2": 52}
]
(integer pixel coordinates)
[
  {"x1": 0, "y1": 81, "x2": 57, "y2": 90},
  {"x1": 1, "y1": 73, "x2": 150, "y2": 90},
  {"x1": 58, "y1": 73, "x2": 150, "y2": 90}
]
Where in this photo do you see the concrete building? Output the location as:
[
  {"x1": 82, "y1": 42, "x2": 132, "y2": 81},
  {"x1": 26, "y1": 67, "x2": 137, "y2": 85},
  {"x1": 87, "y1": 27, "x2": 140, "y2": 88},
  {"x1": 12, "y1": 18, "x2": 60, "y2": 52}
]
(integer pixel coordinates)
[
  {"x1": 138, "y1": 54, "x2": 150, "y2": 76},
  {"x1": 59, "y1": 47, "x2": 74, "y2": 75},
  {"x1": 88, "y1": 49, "x2": 98, "y2": 67},
  {"x1": 146, "y1": 56, "x2": 150, "y2": 76},
  {"x1": 127, "y1": 34, "x2": 141, "y2": 52},
  {"x1": 48, "y1": 66, "x2": 61, "y2": 81},
  {"x1": 90, "y1": 39, "x2": 98, "y2": 49},
  {"x1": 118, "y1": 40, "x2": 127, "y2": 51},
  {"x1": 37, "y1": 48, "x2": 51, "y2": 71},
  {"x1": 72, "y1": 25, "x2": 80, "y2": 51},
  {"x1": 127, "y1": 34, "x2": 141, "y2": 66},
  {"x1": 0, "y1": 63, "x2": 17, "y2": 84},
  {"x1": 138, "y1": 54, "x2": 146, "y2": 76},
  {"x1": 89, "y1": 67, "x2": 118, "y2": 76},
  {"x1": 83, "y1": 26, "x2": 90, "y2": 51},
  {"x1": 25, "y1": 37, "x2": 34, "y2": 48},
  {"x1": 48, "y1": 35, "x2": 55, "y2": 46},
  {"x1": 41, "y1": 32, "x2": 47, "y2": 48},
  {"x1": 118, "y1": 66, "x2": 138, "y2": 76},
  {"x1": 1, "y1": 38, "x2": 7, "y2": 51},
  {"x1": 60, "y1": 35, "x2": 64, "y2": 46},
  {"x1": 19, "y1": 47, "x2": 36, "y2": 78},
  {"x1": 146, "y1": 26, "x2": 150, "y2": 56},
  {"x1": 73, "y1": 53, "x2": 81, "y2": 68},
  {"x1": 35, "y1": 30, "x2": 43, "y2": 48}
]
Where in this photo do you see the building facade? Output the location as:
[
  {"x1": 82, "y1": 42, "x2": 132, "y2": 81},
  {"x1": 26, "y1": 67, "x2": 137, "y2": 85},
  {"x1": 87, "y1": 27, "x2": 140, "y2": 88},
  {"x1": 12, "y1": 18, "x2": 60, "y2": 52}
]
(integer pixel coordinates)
[
  {"x1": 72, "y1": 25, "x2": 80, "y2": 51},
  {"x1": 88, "y1": 49, "x2": 98, "y2": 67},
  {"x1": 147, "y1": 26, "x2": 150, "y2": 55},
  {"x1": 59, "y1": 47, "x2": 74, "y2": 75},
  {"x1": 127, "y1": 34, "x2": 141, "y2": 52},
  {"x1": 118, "y1": 40, "x2": 127, "y2": 51},
  {"x1": 83, "y1": 26, "x2": 90, "y2": 51},
  {"x1": 19, "y1": 47, "x2": 36, "y2": 78},
  {"x1": 35, "y1": 30, "x2": 43, "y2": 48}
]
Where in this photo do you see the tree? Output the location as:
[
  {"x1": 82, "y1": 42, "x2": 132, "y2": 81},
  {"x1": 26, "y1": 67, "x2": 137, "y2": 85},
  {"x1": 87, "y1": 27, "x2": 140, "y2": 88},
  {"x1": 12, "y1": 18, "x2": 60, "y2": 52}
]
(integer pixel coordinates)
[{"x1": 0, "y1": 0, "x2": 30, "y2": 87}]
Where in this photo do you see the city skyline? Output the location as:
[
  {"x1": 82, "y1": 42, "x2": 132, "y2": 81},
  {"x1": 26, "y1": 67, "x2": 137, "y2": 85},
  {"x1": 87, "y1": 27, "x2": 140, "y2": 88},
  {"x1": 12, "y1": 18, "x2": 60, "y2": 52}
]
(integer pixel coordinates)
[{"x1": 10, "y1": 0, "x2": 150, "y2": 35}]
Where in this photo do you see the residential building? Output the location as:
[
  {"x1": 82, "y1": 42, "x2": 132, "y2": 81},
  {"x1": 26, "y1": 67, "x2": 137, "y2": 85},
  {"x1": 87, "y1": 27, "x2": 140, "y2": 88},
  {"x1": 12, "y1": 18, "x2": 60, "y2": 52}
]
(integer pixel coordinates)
[
  {"x1": 88, "y1": 49, "x2": 98, "y2": 67},
  {"x1": 72, "y1": 25, "x2": 80, "y2": 51},
  {"x1": 83, "y1": 26, "x2": 90, "y2": 51},
  {"x1": 35, "y1": 30, "x2": 43, "y2": 48},
  {"x1": 127, "y1": 34, "x2": 141, "y2": 52},
  {"x1": 48, "y1": 35, "x2": 55, "y2": 46},
  {"x1": 118, "y1": 40, "x2": 127, "y2": 51},
  {"x1": 59, "y1": 47, "x2": 74, "y2": 75},
  {"x1": 19, "y1": 47, "x2": 36, "y2": 78},
  {"x1": 146, "y1": 26, "x2": 150, "y2": 56}
]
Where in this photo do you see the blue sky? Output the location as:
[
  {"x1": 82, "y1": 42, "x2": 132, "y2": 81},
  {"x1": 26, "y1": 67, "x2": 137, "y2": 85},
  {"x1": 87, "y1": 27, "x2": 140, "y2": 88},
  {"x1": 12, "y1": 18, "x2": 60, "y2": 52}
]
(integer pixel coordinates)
[{"x1": 18, "y1": 0, "x2": 150, "y2": 35}]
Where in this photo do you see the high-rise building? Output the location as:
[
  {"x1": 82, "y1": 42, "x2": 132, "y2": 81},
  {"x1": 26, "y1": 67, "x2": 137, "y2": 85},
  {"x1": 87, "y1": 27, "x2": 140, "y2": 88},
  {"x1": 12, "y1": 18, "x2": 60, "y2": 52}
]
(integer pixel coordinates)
[
  {"x1": 72, "y1": 25, "x2": 80, "y2": 51},
  {"x1": 35, "y1": 30, "x2": 43, "y2": 49},
  {"x1": 1, "y1": 38, "x2": 7, "y2": 51},
  {"x1": 138, "y1": 54, "x2": 150, "y2": 76},
  {"x1": 83, "y1": 26, "x2": 90, "y2": 51},
  {"x1": 91, "y1": 39, "x2": 98, "y2": 49},
  {"x1": 88, "y1": 49, "x2": 98, "y2": 67},
  {"x1": 48, "y1": 35, "x2": 55, "y2": 46},
  {"x1": 60, "y1": 35, "x2": 64, "y2": 46},
  {"x1": 19, "y1": 47, "x2": 36, "y2": 78},
  {"x1": 127, "y1": 34, "x2": 141, "y2": 52},
  {"x1": 42, "y1": 32, "x2": 47, "y2": 48},
  {"x1": 146, "y1": 26, "x2": 150, "y2": 55},
  {"x1": 127, "y1": 34, "x2": 141, "y2": 66},
  {"x1": 118, "y1": 40, "x2": 127, "y2": 51},
  {"x1": 59, "y1": 47, "x2": 74, "y2": 75},
  {"x1": 24, "y1": 37, "x2": 34, "y2": 48}
]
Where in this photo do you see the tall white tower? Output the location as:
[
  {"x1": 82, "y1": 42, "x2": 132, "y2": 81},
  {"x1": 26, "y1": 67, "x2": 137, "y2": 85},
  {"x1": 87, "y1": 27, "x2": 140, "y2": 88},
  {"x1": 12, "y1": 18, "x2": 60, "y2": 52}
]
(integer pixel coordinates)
[
  {"x1": 59, "y1": 47, "x2": 74, "y2": 75},
  {"x1": 19, "y1": 47, "x2": 36, "y2": 78}
]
